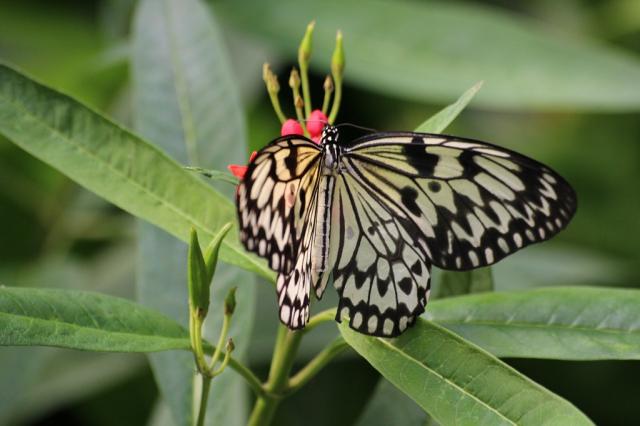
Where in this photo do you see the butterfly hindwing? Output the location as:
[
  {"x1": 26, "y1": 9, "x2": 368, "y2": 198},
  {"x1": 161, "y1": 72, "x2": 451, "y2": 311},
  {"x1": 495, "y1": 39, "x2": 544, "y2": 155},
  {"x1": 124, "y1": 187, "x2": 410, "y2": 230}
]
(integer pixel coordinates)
[
  {"x1": 329, "y1": 170, "x2": 432, "y2": 337},
  {"x1": 345, "y1": 132, "x2": 577, "y2": 271}
]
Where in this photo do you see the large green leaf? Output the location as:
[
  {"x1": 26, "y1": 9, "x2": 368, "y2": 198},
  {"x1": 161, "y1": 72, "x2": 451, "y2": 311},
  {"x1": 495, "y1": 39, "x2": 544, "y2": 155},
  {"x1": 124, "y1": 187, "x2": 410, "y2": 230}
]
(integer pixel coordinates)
[
  {"x1": 131, "y1": 1, "x2": 255, "y2": 425},
  {"x1": 218, "y1": 0, "x2": 640, "y2": 111},
  {"x1": 426, "y1": 286, "x2": 640, "y2": 360},
  {"x1": 0, "y1": 287, "x2": 190, "y2": 352},
  {"x1": 340, "y1": 320, "x2": 592, "y2": 425},
  {"x1": 0, "y1": 244, "x2": 139, "y2": 424},
  {"x1": 0, "y1": 63, "x2": 273, "y2": 281}
]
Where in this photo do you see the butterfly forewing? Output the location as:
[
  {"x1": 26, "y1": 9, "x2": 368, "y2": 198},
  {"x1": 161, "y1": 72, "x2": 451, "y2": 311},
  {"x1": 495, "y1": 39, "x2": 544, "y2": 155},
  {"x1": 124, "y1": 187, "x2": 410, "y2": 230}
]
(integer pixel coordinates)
[
  {"x1": 237, "y1": 136, "x2": 327, "y2": 328},
  {"x1": 345, "y1": 133, "x2": 577, "y2": 270},
  {"x1": 237, "y1": 137, "x2": 322, "y2": 273}
]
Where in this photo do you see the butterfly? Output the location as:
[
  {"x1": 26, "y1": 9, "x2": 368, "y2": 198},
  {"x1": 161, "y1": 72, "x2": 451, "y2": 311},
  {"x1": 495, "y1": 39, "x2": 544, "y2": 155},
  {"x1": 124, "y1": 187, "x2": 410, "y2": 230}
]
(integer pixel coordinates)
[{"x1": 236, "y1": 125, "x2": 576, "y2": 337}]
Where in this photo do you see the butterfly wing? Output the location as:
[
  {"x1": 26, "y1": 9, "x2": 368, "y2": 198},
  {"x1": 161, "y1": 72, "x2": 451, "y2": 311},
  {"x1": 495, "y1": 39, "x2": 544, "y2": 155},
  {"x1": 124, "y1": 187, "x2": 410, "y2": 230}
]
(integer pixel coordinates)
[
  {"x1": 237, "y1": 136, "x2": 325, "y2": 328},
  {"x1": 328, "y1": 170, "x2": 432, "y2": 337},
  {"x1": 343, "y1": 132, "x2": 577, "y2": 270}
]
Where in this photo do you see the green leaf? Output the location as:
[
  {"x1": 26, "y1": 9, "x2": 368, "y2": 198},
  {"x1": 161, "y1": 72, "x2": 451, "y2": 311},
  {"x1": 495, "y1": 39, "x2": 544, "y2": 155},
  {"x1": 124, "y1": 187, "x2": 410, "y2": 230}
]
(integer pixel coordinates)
[
  {"x1": 426, "y1": 286, "x2": 640, "y2": 360},
  {"x1": 0, "y1": 287, "x2": 190, "y2": 352},
  {"x1": 219, "y1": 0, "x2": 640, "y2": 111},
  {"x1": 0, "y1": 63, "x2": 273, "y2": 282},
  {"x1": 433, "y1": 267, "x2": 494, "y2": 299},
  {"x1": 340, "y1": 320, "x2": 592, "y2": 425},
  {"x1": 0, "y1": 245, "x2": 139, "y2": 424},
  {"x1": 131, "y1": 1, "x2": 256, "y2": 425},
  {"x1": 415, "y1": 81, "x2": 483, "y2": 133}
]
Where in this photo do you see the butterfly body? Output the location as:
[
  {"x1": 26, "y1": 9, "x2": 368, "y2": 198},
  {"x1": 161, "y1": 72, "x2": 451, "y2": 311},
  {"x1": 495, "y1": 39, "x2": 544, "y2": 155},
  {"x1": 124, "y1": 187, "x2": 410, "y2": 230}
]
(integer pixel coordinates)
[{"x1": 236, "y1": 125, "x2": 576, "y2": 337}]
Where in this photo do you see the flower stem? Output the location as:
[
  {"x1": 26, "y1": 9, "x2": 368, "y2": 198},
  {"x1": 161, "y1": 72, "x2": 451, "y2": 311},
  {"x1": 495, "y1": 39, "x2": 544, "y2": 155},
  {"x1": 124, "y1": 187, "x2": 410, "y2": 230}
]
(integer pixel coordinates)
[
  {"x1": 209, "y1": 313, "x2": 230, "y2": 371},
  {"x1": 247, "y1": 325, "x2": 303, "y2": 426},
  {"x1": 321, "y1": 75, "x2": 333, "y2": 116},
  {"x1": 328, "y1": 31, "x2": 344, "y2": 124},
  {"x1": 298, "y1": 21, "x2": 315, "y2": 118}
]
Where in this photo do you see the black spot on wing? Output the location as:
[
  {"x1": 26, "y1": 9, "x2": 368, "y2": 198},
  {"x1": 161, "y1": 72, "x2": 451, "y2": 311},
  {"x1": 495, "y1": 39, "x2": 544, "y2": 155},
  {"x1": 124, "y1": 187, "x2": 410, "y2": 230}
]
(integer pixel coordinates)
[
  {"x1": 400, "y1": 186, "x2": 421, "y2": 215},
  {"x1": 284, "y1": 141, "x2": 297, "y2": 171},
  {"x1": 402, "y1": 143, "x2": 438, "y2": 177},
  {"x1": 428, "y1": 181, "x2": 441, "y2": 192}
]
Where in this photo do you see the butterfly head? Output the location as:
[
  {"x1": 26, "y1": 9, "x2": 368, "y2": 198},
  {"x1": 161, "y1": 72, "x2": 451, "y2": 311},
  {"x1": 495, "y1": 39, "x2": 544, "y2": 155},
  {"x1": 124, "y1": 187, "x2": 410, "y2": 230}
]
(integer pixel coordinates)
[{"x1": 320, "y1": 125, "x2": 339, "y2": 146}]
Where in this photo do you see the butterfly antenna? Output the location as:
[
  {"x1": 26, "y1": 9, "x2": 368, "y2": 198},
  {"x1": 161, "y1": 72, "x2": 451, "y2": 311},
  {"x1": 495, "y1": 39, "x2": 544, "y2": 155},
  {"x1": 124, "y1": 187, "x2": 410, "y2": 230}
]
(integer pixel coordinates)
[{"x1": 335, "y1": 122, "x2": 378, "y2": 133}]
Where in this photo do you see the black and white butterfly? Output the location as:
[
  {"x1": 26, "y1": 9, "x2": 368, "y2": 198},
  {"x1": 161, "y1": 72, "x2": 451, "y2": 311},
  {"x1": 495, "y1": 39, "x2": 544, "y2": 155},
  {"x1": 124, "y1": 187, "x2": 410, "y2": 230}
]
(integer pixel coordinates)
[{"x1": 236, "y1": 125, "x2": 576, "y2": 337}]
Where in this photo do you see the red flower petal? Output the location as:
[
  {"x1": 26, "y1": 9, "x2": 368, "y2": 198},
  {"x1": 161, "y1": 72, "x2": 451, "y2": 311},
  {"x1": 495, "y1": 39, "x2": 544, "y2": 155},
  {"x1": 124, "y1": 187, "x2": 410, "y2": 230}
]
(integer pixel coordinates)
[
  {"x1": 228, "y1": 164, "x2": 248, "y2": 179},
  {"x1": 281, "y1": 119, "x2": 304, "y2": 136},
  {"x1": 227, "y1": 151, "x2": 258, "y2": 181},
  {"x1": 307, "y1": 109, "x2": 328, "y2": 138}
]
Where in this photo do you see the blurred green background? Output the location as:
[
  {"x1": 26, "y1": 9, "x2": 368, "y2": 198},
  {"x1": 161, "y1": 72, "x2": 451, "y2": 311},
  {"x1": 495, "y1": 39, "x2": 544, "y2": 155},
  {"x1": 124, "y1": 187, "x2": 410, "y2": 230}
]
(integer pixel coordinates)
[{"x1": 1, "y1": 0, "x2": 639, "y2": 425}]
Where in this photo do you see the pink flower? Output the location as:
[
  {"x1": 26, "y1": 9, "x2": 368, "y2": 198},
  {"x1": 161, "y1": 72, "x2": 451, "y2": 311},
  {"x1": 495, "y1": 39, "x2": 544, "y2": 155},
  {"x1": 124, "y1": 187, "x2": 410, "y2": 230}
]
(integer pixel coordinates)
[
  {"x1": 228, "y1": 151, "x2": 257, "y2": 180},
  {"x1": 307, "y1": 109, "x2": 328, "y2": 139},
  {"x1": 281, "y1": 119, "x2": 304, "y2": 136}
]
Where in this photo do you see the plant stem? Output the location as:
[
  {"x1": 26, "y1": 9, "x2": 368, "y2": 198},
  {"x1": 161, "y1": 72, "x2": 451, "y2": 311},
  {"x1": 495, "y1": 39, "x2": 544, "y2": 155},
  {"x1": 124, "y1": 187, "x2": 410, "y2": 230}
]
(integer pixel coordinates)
[
  {"x1": 209, "y1": 313, "x2": 230, "y2": 371},
  {"x1": 227, "y1": 356, "x2": 264, "y2": 397},
  {"x1": 268, "y1": 91, "x2": 287, "y2": 124},
  {"x1": 190, "y1": 312, "x2": 209, "y2": 375},
  {"x1": 247, "y1": 325, "x2": 303, "y2": 426},
  {"x1": 328, "y1": 76, "x2": 342, "y2": 124},
  {"x1": 300, "y1": 61, "x2": 312, "y2": 118},
  {"x1": 196, "y1": 375, "x2": 212, "y2": 426},
  {"x1": 287, "y1": 337, "x2": 348, "y2": 393}
]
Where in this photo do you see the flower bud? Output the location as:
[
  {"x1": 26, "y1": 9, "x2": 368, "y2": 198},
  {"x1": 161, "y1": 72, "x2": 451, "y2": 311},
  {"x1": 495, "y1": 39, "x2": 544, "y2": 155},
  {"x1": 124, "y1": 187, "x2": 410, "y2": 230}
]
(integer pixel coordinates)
[
  {"x1": 224, "y1": 287, "x2": 237, "y2": 316},
  {"x1": 323, "y1": 75, "x2": 334, "y2": 93},
  {"x1": 188, "y1": 228, "x2": 209, "y2": 316},
  {"x1": 281, "y1": 119, "x2": 304, "y2": 136},
  {"x1": 307, "y1": 109, "x2": 328, "y2": 137},
  {"x1": 331, "y1": 31, "x2": 345, "y2": 78},
  {"x1": 289, "y1": 68, "x2": 301, "y2": 90},
  {"x1": 226, "y1": 338, "x2": 235, "y2": 353},
  {"x1": 298, "y1": 21, "x2": 315, "y2": 64}
]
